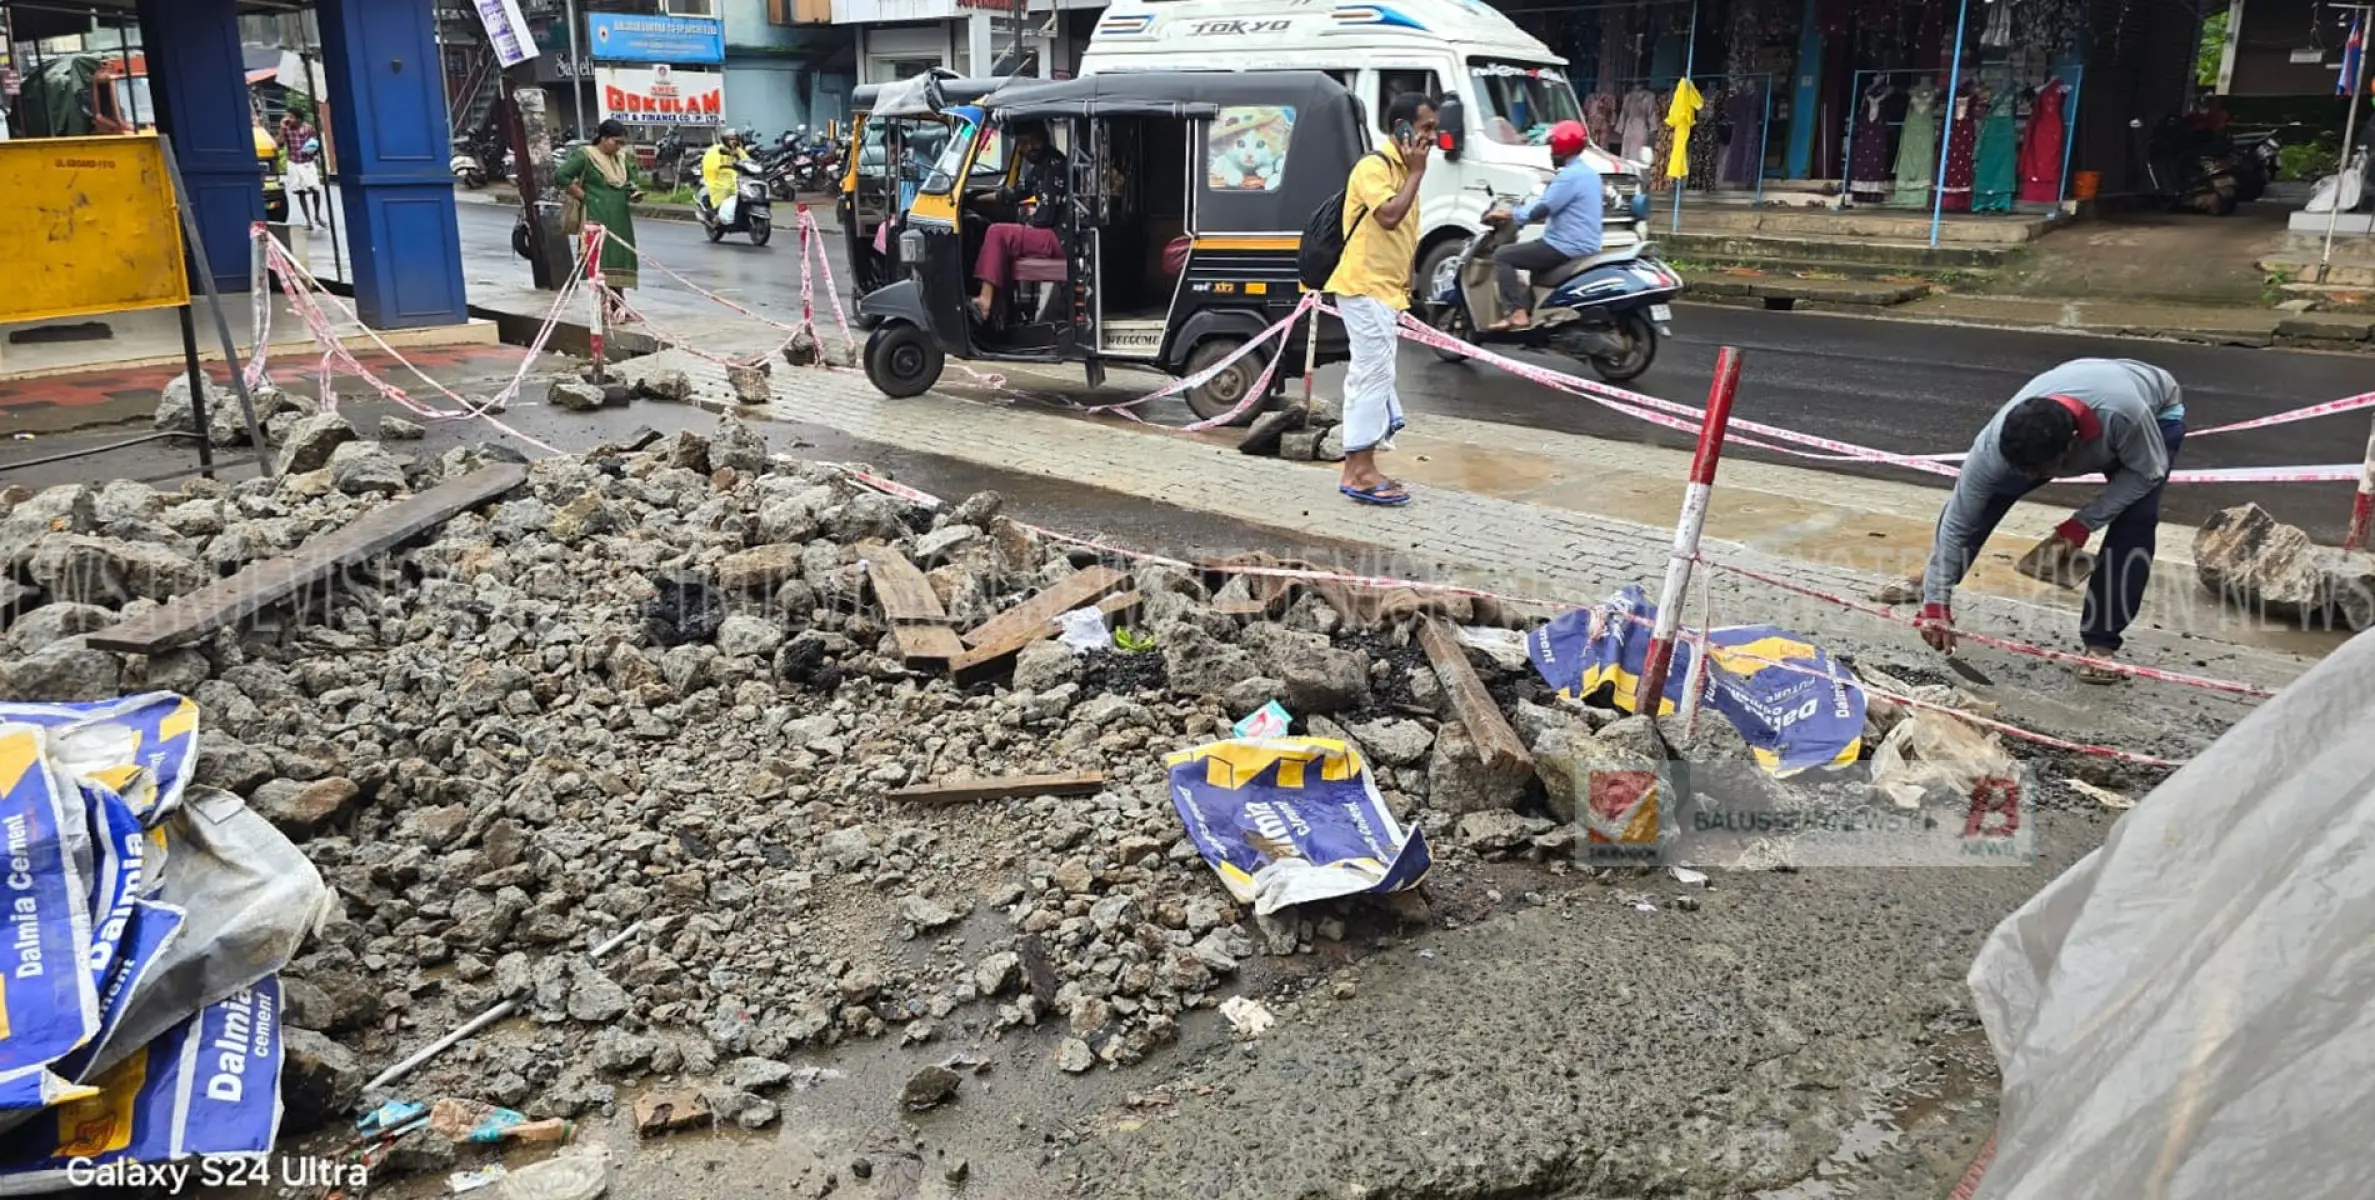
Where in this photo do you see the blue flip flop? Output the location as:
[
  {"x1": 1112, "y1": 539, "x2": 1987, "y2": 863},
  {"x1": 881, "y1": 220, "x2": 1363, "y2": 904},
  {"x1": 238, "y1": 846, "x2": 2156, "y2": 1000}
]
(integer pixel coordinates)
[{"x1": 1340, "y1": 481, "x2": 1411, "y2": 507}]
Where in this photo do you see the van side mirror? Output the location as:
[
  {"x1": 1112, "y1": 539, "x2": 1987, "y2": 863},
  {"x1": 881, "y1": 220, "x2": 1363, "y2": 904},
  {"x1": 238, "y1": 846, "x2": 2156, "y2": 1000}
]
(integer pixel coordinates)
[{"x1": 1435, "y1": 98, "x2": 1464, "y2": 162}]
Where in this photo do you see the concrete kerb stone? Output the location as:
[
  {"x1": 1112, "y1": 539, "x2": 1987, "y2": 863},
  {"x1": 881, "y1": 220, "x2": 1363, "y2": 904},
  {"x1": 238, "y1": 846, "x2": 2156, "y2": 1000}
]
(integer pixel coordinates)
[{"x1": 604, "y1": 349, "x2": 2307, "y2": 758}]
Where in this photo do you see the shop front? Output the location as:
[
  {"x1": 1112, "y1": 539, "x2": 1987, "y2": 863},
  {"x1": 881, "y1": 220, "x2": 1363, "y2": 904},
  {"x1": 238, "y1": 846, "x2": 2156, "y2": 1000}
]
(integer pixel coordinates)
[{"x1": 1499, "y1": 0, "x2": 2133, "y2": 219}]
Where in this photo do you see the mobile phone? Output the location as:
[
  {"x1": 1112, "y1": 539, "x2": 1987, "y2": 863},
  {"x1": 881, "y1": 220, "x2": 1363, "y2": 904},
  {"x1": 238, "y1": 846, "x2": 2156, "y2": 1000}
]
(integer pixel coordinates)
[{"x1": 1393, "y1": 120, "x2": 1413, "y2": 146}]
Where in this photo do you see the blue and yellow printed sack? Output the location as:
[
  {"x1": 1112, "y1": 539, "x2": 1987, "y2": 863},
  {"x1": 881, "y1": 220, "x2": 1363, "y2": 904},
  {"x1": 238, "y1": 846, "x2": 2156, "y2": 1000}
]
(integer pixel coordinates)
[
  {"x1": 1165, "y1": 738, "x2": 1431, "y2": 915},
  {"x1": 1526, "y1": 586, "x2": 1866, "y2": 776}
]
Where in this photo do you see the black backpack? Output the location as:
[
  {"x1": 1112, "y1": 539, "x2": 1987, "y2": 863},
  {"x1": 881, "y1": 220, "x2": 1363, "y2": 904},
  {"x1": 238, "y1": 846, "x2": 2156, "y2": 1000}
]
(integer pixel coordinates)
[{"x1": 1298, "y1": 152, "x2": 1391, "y2": 291}]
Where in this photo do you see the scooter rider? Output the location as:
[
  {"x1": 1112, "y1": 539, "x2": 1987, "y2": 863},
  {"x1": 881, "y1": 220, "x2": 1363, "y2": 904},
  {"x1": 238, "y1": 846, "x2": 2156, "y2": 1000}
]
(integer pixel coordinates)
[
  {"x1": 703, "y1": 128, "x2": 755, "y2": 227},
  {"x1": 1481, "y1": 119, "x2": 1601, "y2": 332}
]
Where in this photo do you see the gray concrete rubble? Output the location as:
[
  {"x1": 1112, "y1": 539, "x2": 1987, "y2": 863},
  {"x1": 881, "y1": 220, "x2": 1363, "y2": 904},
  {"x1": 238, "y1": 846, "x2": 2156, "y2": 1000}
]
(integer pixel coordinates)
[
  {"x1": 2194, "y1": 502, "x2": 2375, "y2": 632},
  {"x1": 0, "y1": 411, "x2": 2187, "y2": 1197}
]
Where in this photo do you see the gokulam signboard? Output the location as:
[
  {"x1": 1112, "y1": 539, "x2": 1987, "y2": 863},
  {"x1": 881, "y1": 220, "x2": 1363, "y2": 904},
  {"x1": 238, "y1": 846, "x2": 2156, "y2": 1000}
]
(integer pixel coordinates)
[
  {"x1": 586, "y1": 13, "x2": 726, "y2": 65},
  {"x1": 597, "y1": 65, "x2": 723, "y2": 125}
]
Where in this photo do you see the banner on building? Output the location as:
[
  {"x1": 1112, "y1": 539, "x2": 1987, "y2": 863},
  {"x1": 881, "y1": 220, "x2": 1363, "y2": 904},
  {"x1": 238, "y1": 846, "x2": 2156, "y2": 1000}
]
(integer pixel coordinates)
[
  {"x1": 472, "y1": 0, "x2": 540, "y2": 68},
  {"x1": 587, "y1": 13, "x2": 726, "y2": 65},
  {"x1": 597, "y1": 66, "x2": 724, "y2": 126}
]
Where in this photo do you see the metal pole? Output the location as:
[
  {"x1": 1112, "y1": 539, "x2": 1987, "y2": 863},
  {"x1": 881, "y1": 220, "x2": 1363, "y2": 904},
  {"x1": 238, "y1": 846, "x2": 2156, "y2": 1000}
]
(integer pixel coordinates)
[
  {"x1": 304, "y1": 47, "x2": 344, "y2": 284},
  {"x1": 1929, "y1": 0, "x2": 1972, "y2": 249},
  {"x1": 176, "y1": 307, "x2": 217, "y2": 480},
  {"x1": 1845, "y1": 70, "x2": 1863, "y2": 205},
  {"x1": 2056, "y1": 67, "x2": 2083, "y2": 209},
  {"x1": 566, "y1": 0, "x2": 592, "y2": 136},
  {"x1": 160, "y1": 140, "x2": 276, "y2": 477},
  {"x1": 1637, "y1": 345, "x2": 1742, "y2": 718},
  {"x1": 2348, "y1": 407, "x2": 2375, "y2": 552},
  {"x1": 2327, "y1": 8, "x2": 2372, "y2": 266},
  {"x1": 1670, "y1": 0, "x2": 1699, "y2": 235},
  {"x1": 1756, "y1": 74, "x2": 1773, "y2": 206}
]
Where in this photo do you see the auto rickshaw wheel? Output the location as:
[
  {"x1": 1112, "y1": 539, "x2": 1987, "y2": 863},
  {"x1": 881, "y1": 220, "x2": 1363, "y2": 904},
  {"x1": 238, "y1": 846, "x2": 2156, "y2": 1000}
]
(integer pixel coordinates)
[
  {"x1": 865, "y1": 324, "x2": 944, "y2": 399},
  {"x1": 1183, "y1": 338, "x2": 1272, "y2": 426}
]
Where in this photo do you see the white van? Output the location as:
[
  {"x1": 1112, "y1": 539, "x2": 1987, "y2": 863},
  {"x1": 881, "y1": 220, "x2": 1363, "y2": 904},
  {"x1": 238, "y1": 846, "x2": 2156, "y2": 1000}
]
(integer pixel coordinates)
[{"x1": 1076, "y1": 0, "x2": 1646, "y2": 289}]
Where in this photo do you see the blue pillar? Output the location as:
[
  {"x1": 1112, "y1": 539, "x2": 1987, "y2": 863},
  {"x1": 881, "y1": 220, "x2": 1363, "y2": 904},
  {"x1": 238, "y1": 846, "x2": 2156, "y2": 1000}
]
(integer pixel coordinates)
[
  {"x1": 137, "y1": 0, "x2": 260, "y2": 295},
  {"x1": 316, "y1": 0, "x2": 470, "y2": 329},
  {"x1": 1784, "y1": 0, "x2": 1824, "y2": 178}
]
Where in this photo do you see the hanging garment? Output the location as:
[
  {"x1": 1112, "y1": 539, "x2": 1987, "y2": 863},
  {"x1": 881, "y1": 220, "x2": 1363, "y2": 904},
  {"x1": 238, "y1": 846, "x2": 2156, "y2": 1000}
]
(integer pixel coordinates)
[
  {"x1": 1972, "y1": 88, "x2": 2019, "y2": 211},
  {"x1": 1848, "y1": 82, "x2": 1896, "y2": 203},
  {"x1": 1587, "y1": 91, "x2": 1622, "y2": 149},
  {"x1": 1721, "y1": 84, "x2": 1766, "y2": 186},
  {"x1": 1891, "y1": 83, "x2": 1941, "y2": 208},
  {"x1": 2017, "y1": 77, "x2": 2068, "y2": 203},
  {"x1": 1664, "y1": 79, "x2": 1705, "y2": 184},
  {"x1": 1688, "y1": 87, "x2": 1724, "y2": 189},
  {"x1": 1648, "y1": 89, "x2": 1678, "y2": 191},
  {"x1": 1981, "y1": 0, "x2": 2014, "y2": 48},
  {"x1": 1938, "y1": 85, "x2": 1979, "y2": 212},
  {"x1": 1620, "y1": 88, "x2": 1659, "y2": 161}
]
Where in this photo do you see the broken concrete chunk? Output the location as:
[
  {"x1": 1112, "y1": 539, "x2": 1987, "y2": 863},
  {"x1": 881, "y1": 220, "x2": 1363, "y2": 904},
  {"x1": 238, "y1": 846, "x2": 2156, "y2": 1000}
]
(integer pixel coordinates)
[
  {"x1": 2194, "y1": 502, "x2": 2375, "y2": 631},
  {"x1": 275, "y1": 412, "x2": 360, "y2": 474}
]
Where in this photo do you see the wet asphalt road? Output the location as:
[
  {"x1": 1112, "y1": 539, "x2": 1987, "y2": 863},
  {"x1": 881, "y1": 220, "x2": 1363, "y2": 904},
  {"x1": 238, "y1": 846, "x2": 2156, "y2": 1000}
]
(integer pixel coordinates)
[{"x1": 442, "y1": 196, "x2": 2366, "y2": 541}]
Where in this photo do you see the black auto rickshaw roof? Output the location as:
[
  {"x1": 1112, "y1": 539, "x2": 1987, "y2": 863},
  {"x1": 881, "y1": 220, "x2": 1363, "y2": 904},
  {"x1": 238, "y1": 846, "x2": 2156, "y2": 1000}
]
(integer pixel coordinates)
[
  {"x1": 851, "y1": 71, "x2": 1011, "y2": 120},
  {"x1": 980, "y1": 71, "x2": 1370, "y2": 236}
]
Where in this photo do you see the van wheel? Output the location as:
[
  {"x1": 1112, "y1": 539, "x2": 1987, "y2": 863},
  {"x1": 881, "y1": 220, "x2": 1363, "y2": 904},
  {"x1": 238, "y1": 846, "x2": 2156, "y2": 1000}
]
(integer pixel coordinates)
[
  {"x1": 1415, "y1": 239, "x2": 1461, "y2": 310},
  {"x1": 1183, "y1": 338, "x2": 1272, "y2": 426},
  {"x1": 865, "y1": 324, "x2": 944, "y2": 399}
]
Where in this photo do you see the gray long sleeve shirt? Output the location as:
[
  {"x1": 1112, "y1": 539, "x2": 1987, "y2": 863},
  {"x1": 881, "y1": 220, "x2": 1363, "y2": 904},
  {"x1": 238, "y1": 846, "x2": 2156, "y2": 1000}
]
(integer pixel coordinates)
[{"x1": 1922, "y1": 358, "x2": 2185, "y2": 608}]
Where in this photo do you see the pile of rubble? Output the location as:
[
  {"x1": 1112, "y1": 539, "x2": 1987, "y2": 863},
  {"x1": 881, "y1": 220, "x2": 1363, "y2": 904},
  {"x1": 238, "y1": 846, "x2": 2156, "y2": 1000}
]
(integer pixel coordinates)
[
  {"x1": 0, "y1": 411, "x2": 2016, "y2": 1159},
  {"x1": 1234, "y1": 387, "x2": 1351, "y2": 462}
]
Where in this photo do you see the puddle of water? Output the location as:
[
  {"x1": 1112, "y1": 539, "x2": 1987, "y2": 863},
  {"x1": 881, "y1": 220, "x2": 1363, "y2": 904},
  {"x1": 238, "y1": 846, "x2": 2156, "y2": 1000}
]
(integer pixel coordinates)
[{"x1": 1754, "y1": 1026, "x2": 1997, "y2": 1200}]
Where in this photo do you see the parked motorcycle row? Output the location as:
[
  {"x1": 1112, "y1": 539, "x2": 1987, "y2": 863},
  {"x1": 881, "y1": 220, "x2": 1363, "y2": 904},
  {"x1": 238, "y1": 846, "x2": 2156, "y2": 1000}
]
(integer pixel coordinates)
[{"x1": 2134, "y1": 114, "x2": 2295, "y2": 217}]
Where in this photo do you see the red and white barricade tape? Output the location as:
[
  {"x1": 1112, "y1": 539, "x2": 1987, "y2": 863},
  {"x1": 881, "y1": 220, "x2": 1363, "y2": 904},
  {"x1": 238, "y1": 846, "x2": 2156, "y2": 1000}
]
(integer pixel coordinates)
[{"x1": 827, "y1": 464, "x2": 2245, "y2": 768}]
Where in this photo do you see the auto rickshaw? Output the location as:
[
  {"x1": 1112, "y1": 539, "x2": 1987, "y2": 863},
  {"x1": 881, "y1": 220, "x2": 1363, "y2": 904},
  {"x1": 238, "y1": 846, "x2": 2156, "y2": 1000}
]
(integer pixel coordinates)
[
  {"x1": 840, "y1": 72, "x2": 1012, "y2": 309},
  {"x1": 856, "y1": 71, "x2": 1361, "y2": 424}
]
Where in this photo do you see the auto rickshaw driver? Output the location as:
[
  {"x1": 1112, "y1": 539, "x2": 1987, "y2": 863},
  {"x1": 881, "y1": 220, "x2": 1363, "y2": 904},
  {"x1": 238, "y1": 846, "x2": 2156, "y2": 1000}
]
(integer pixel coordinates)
[{"x1": 968, "y1": 120, "x2": 1069, "y2": 325}]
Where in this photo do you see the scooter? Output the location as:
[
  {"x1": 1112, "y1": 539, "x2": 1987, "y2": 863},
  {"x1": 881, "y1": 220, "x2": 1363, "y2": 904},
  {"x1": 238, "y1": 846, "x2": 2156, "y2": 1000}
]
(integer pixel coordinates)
[
  {"x1": 696, "y1": 157, "x2": 774, "y2": 246},
  {"x1": 2134, "y1": 115, "x2": 2242, "y2": 216},
  {"x1": 1420, "y1": 188, "x2": 1680, "y2": 383},
  {"x1": 451, "y1": 138, "x2": 488, "y2": 189},
  {"x1": 652, "y1": 129, "x2": 689, "y2": 191}
]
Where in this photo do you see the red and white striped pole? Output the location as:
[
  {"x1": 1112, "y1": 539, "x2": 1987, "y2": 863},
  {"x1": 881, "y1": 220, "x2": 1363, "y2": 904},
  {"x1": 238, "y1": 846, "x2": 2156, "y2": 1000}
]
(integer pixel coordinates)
[
  {"x1": 583, "y1": 222, "x2": 608, "y2": 384},
  {"x1": 2347, "y1": 407, "x2": 2375, "y2": 552},
  {"x1": 1637, "y1": 345, "x2": 1744, "y2": 718}
]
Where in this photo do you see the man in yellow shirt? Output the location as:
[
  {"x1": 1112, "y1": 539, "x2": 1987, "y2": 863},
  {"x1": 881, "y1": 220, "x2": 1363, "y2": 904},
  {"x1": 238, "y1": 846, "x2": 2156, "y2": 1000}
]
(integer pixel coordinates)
[{"x1": 1323, "y1": 92, "x2": 1434, "y2": 507}]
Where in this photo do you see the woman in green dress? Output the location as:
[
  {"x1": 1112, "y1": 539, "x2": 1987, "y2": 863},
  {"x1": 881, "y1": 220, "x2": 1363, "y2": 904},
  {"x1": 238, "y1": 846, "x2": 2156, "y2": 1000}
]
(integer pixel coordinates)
[{"x1": 557, "y1": 119, "x2": 643, "y2": 296}]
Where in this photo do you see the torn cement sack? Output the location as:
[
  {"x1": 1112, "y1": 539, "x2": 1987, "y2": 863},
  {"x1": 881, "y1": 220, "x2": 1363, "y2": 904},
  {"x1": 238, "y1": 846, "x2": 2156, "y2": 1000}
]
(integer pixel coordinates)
[
  {"x1": 1526, "y1": 585, "x2": 1866, "y2": 776},
  {"x1": 0, "y1": 694, "x2": 201, "y2": 826},
  {"x1": 1164, "y1": 738, "x2": 1431, "y2": 915},
  {"x1": 0, "y1": 726, "x2": 100, "y2": 1117},
  {"x1": 1868, "y1": 709, "x2": 2016, "y2": 811},
  {"x1": 1966, "y1": 629, "x2": 2375, "y2": 1200},
  {"x1": 0, "y1": 977, "x2": 283, "y2": 1196},
  {"x1": 60, "y1": 787, "x2": 325, "y2": 1084}
]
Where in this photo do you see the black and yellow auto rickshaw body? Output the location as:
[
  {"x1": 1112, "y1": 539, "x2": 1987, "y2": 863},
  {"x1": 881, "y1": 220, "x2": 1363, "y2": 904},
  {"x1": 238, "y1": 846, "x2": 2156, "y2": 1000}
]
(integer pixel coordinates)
[
  {"x1": 840, "y1": 72, "x2": 1012, "y2": 310},
  {"x1": 854, "y1": 70, "x2": 1363, "y2": 423}
]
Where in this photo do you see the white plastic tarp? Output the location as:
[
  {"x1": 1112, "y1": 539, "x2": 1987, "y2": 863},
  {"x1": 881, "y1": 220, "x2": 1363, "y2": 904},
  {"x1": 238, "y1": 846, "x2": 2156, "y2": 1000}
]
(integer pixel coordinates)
[{"x1": 1967, "y1": 630, "x2": 2375, "y2": 1200}]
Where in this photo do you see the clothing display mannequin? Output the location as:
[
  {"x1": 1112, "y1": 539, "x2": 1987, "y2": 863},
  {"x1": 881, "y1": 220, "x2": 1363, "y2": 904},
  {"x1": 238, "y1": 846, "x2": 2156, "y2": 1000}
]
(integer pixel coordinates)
[
  {"x1": 1890, "y1": 80, "x2": 1940, "y2": 208},
  {"x1": 1848, "y1": 78, "x2": 1895, "y2": 203},
  {"x1": 1620, "y1": 87, "x2": 1659, "y2": 162},
  {"x1": 1938, "y1": 81, "x2": 1979, "y2": 212},
  {"x1": 2017, "y1": 76, "x2": 2068, "y2": 203},
  {"x1": 1972, "y1": 85, "x2": 2018, "y2": 211}
]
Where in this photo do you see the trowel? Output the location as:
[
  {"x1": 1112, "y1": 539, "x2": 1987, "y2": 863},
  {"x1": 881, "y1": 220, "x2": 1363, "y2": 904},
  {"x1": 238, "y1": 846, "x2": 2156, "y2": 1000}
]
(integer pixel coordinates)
[
  {"x1": 1942, "y1": 653, "x2": 1996, "y2": 689},
  {"x1": 2013, "y1": 535, "x2": 2095, "y2": 590}
]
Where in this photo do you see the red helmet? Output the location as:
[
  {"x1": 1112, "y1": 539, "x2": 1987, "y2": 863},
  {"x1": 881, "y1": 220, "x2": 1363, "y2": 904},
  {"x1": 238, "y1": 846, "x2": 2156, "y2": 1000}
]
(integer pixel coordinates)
[{"x1": 1548, "y1": 120, "x2": 1589, "y2": 159}]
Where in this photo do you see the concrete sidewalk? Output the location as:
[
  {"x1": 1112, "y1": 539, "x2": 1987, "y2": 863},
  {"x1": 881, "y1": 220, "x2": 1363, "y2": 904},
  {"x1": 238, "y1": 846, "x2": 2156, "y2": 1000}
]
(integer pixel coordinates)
[{"x1": 451, "y1": 182, "x2": 845, "y2": 232}]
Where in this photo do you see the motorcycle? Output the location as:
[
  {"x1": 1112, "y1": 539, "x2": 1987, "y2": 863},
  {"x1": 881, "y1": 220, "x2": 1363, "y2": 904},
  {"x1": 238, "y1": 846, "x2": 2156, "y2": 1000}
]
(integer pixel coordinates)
[
  {"x1": 696, "y1": 157, "x2": 774, "y2": 246},
  {"x1": 511, "y1": 197, "x2": 560, "y2": 262},
  {"x1": 652, "y1": 129, "x2": 689, "y2": 191},
  {"x1": 1420, "y1": 187, "x2": 1680, "y2": 383},
  {"x1": 451, "y1": 137, "x2": 488, "y2": 189},
  {"x1": 2135, "y1": 115, "x2": 2242, "y2": 216}
]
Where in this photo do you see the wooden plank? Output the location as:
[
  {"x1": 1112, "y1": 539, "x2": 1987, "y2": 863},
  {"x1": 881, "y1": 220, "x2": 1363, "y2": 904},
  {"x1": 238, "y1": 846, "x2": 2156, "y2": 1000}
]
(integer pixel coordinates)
[
  {"x1": 958, "y1": 565, "x2": 1130, "y2": 651},
  {"x1": 85, "y1": 465, "x2": 529, "y2": 655},
  {"x1": 1418, "y1": 617, "x2": 1532, "y2": 773},
  {"x1": 888, "y1": 772, "x2": 1106, "y2": 805},
  {"x1": 857, "y1": 545, "x2": 946, "y2": 624},
  {"x1": 856, "y1": 544, "x2": 967, "y2": 665}
]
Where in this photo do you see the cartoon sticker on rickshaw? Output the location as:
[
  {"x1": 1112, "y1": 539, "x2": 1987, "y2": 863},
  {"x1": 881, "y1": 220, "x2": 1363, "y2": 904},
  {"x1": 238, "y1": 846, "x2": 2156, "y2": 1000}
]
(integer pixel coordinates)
[{"x1": 1207, "y1": 106, "x2": 1296, "y2": 192}]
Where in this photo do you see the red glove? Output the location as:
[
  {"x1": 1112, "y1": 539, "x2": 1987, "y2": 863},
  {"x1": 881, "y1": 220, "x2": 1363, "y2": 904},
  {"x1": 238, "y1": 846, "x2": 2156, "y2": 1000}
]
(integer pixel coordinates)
[
  {"x1": 1916, "y1": 603, "x2": 1956, "y2": 652},
  {"x1": 2052, "y1": 518, "x2": 2090, "y2": 548}
]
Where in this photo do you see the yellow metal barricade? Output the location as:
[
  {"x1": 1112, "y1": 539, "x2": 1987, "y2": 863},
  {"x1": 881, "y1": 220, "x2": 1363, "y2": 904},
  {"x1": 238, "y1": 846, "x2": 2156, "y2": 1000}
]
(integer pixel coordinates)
[{"x1": 2, "y1": 134, "x2": 190, "y2": 324}]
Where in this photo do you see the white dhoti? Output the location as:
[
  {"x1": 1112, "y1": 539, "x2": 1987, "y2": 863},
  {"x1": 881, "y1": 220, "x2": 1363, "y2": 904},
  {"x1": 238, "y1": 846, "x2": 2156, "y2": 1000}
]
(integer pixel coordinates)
[
  {"x1": 284, "y1": 160, "x2": 320, "y2": 192},
  {"x1": 1337, "y1": 295, "x2": 1405, "y2": 454}
]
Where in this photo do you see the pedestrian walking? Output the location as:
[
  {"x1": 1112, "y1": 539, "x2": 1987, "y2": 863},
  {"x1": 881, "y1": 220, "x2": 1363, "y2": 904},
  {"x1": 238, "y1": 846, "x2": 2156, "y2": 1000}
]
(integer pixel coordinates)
[
  {"x1": 1902, "y1": 358, "x2": 2186, "y2": 682},
  {"x1": 1323, "y1": 91, "x2": 1434, "y2": 507}
]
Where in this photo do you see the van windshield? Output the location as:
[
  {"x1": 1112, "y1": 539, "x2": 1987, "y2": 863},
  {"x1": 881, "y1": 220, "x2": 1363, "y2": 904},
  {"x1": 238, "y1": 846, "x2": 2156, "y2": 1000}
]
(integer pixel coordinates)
[{"x1": 1467, "y1": 60, "x2": 1582, "y2": 147}]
